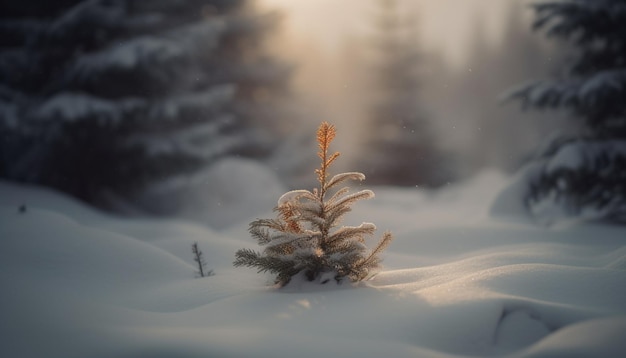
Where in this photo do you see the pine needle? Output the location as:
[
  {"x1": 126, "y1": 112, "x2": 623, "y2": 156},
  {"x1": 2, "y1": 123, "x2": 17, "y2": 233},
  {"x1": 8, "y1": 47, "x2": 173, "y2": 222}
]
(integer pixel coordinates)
[
  {"x1": 315, "y1": 122, "x2": 340, "y2": 198},
  {"x1": 276, "y1": 202, "x2": 303, "y2": 233}
]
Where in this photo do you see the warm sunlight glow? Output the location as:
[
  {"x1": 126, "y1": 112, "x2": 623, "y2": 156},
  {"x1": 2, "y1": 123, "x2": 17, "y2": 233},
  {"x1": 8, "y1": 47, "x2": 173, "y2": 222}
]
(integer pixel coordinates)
[
  {"x1": 260, "y1": 0, "x2": 522, "y2": 173},
  {"x1": 261, "y1": 0, "x2": 511, "y2": 67}
]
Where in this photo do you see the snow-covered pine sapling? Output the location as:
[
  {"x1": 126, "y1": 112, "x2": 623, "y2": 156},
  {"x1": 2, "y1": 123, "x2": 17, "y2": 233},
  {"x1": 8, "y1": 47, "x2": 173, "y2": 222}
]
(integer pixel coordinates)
[
  {"x1": 234, "y1": 122, "x2": 393, "y2": 287},
  {"x1": 192, "y1": 242, "x2": 213, "y2": 278}
]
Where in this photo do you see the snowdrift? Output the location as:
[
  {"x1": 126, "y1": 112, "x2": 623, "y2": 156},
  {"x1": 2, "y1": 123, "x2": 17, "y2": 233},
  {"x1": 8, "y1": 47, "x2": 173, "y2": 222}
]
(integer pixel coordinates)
[{"x1": 1, "y1": 174, "x2": 625, "y2": 358}]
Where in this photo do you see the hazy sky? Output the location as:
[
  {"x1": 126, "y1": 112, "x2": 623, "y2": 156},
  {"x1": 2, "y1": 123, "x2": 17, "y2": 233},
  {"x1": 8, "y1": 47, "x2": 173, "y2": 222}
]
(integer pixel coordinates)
[
  {"x1": 261, "y1": 0, "x2": 512, "y2": 67},
  {"x1": 259, "y1": 0, "x2": 518, "y2": 149},
  {"x1": 258, "y1": 0, "x2": 547, "y2": 175}
]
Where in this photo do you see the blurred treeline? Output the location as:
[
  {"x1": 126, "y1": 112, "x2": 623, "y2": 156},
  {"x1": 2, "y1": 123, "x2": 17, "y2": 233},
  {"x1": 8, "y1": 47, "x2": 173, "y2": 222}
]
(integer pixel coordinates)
[
  {"x1": 0, "y1": 0, "x2": 570, "y2": 215},
  {"x1": 314, "y1": 0, "x2": 571, "y2": 185}
]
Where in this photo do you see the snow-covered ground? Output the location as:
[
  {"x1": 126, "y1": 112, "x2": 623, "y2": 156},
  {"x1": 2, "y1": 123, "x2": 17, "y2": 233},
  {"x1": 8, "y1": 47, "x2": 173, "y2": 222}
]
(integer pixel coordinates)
[{"x1": 1, "y1": 170, "x2": 625, "y2": 358}]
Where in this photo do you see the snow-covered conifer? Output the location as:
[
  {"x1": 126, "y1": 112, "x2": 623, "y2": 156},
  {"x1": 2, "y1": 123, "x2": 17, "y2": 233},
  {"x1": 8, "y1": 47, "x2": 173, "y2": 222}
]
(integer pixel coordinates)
[
  {"x1": 234, "y1": 122, "x2": 393, "y2": 287},
  {"x1": 0, "y1": 0, "x2": 292, "y2": 209},
  {"x1": 506, "y1": 0, "x2": 626, "y2": 223}
]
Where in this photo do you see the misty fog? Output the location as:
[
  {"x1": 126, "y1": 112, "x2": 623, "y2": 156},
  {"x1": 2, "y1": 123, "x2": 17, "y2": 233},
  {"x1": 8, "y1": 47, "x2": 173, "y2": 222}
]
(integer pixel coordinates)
[{"x1": 264, "y1": 0, "x2": 572, "y2": 183}]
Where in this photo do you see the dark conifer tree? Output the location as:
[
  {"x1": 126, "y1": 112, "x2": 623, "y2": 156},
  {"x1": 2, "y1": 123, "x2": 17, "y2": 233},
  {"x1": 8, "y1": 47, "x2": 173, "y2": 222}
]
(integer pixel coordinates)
[
  {"x1": 508, "y1": 0, "x2": 626, "y2": 223},
  {"x1": 0, "y1": 0, "x2": 291, "y2": 209}
]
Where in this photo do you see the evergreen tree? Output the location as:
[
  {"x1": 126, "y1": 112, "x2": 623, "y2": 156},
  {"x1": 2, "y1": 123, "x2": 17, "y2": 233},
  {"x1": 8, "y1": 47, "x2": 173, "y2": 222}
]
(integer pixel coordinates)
[
  {"x1": 508, "y1": 0, "x2": 626, "y2": 223},
  {"x1": 234, "y1": 122, "x2": 393, "y2": 287},
  {"x1": 0, "y1": 0, "x2": 291, "y2": 208},
  {"x1": 357, "y1": 0, "x2": 443, "y2": 187}
]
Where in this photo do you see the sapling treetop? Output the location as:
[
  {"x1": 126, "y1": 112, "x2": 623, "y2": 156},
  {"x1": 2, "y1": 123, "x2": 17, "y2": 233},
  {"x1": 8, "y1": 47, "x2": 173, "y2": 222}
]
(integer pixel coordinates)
[{"x1": 234, "y1": 122, "x2": 393, "y2": 287}]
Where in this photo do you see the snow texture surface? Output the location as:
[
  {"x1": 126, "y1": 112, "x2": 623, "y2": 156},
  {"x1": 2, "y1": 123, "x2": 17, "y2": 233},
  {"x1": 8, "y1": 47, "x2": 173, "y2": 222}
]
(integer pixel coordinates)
[{"x1": 1, "y1": 170, "x2": 625, "y2": 358}]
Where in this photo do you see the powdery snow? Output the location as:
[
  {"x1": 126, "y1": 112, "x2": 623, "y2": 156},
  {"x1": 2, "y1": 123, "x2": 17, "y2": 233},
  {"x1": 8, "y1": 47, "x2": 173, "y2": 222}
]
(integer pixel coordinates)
[
  {"x1": 1, "y1": 170, "x2": 624, "y2": 358},
  {"x1": 69, "y1": 36, "x2": 184, "y2": 81},
  {"x1": 66, "y1": 19, "x2": 226, "y2": 83},
  {"x1": 136, "y1": 158, "x2": 288, "y2": 229},
  {"x1": 545, "y1": 140, "x2": 626, "y2": 174},
  {"x1": 578, "y1": 69, "x2": 626, "y2": 103},
  {"x1": 33, "y1": 92, "x2": 142, "y2": 125}
]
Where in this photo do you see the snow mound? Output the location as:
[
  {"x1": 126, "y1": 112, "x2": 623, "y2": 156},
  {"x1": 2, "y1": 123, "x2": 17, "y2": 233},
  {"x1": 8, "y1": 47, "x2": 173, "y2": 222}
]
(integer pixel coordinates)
[
  {"x1": 137, "y1": 157, "x2": 287, "y2": 229},
  {"x1": 490, "y1": 162, "x2": 543, "y2": 223},
  {"x1": 1, "y1": 173, "x2": 625, "y2": 358}
]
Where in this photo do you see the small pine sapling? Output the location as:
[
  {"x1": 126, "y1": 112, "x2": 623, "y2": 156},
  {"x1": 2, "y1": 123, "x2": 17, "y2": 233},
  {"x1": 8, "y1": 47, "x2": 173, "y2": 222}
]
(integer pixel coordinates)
[
  {"x1": 234, "y1": 122, "x2": 393, "y2": 287},
  {"x1": 192, "y1": 242, "x2": 213, "y2": 278}
]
